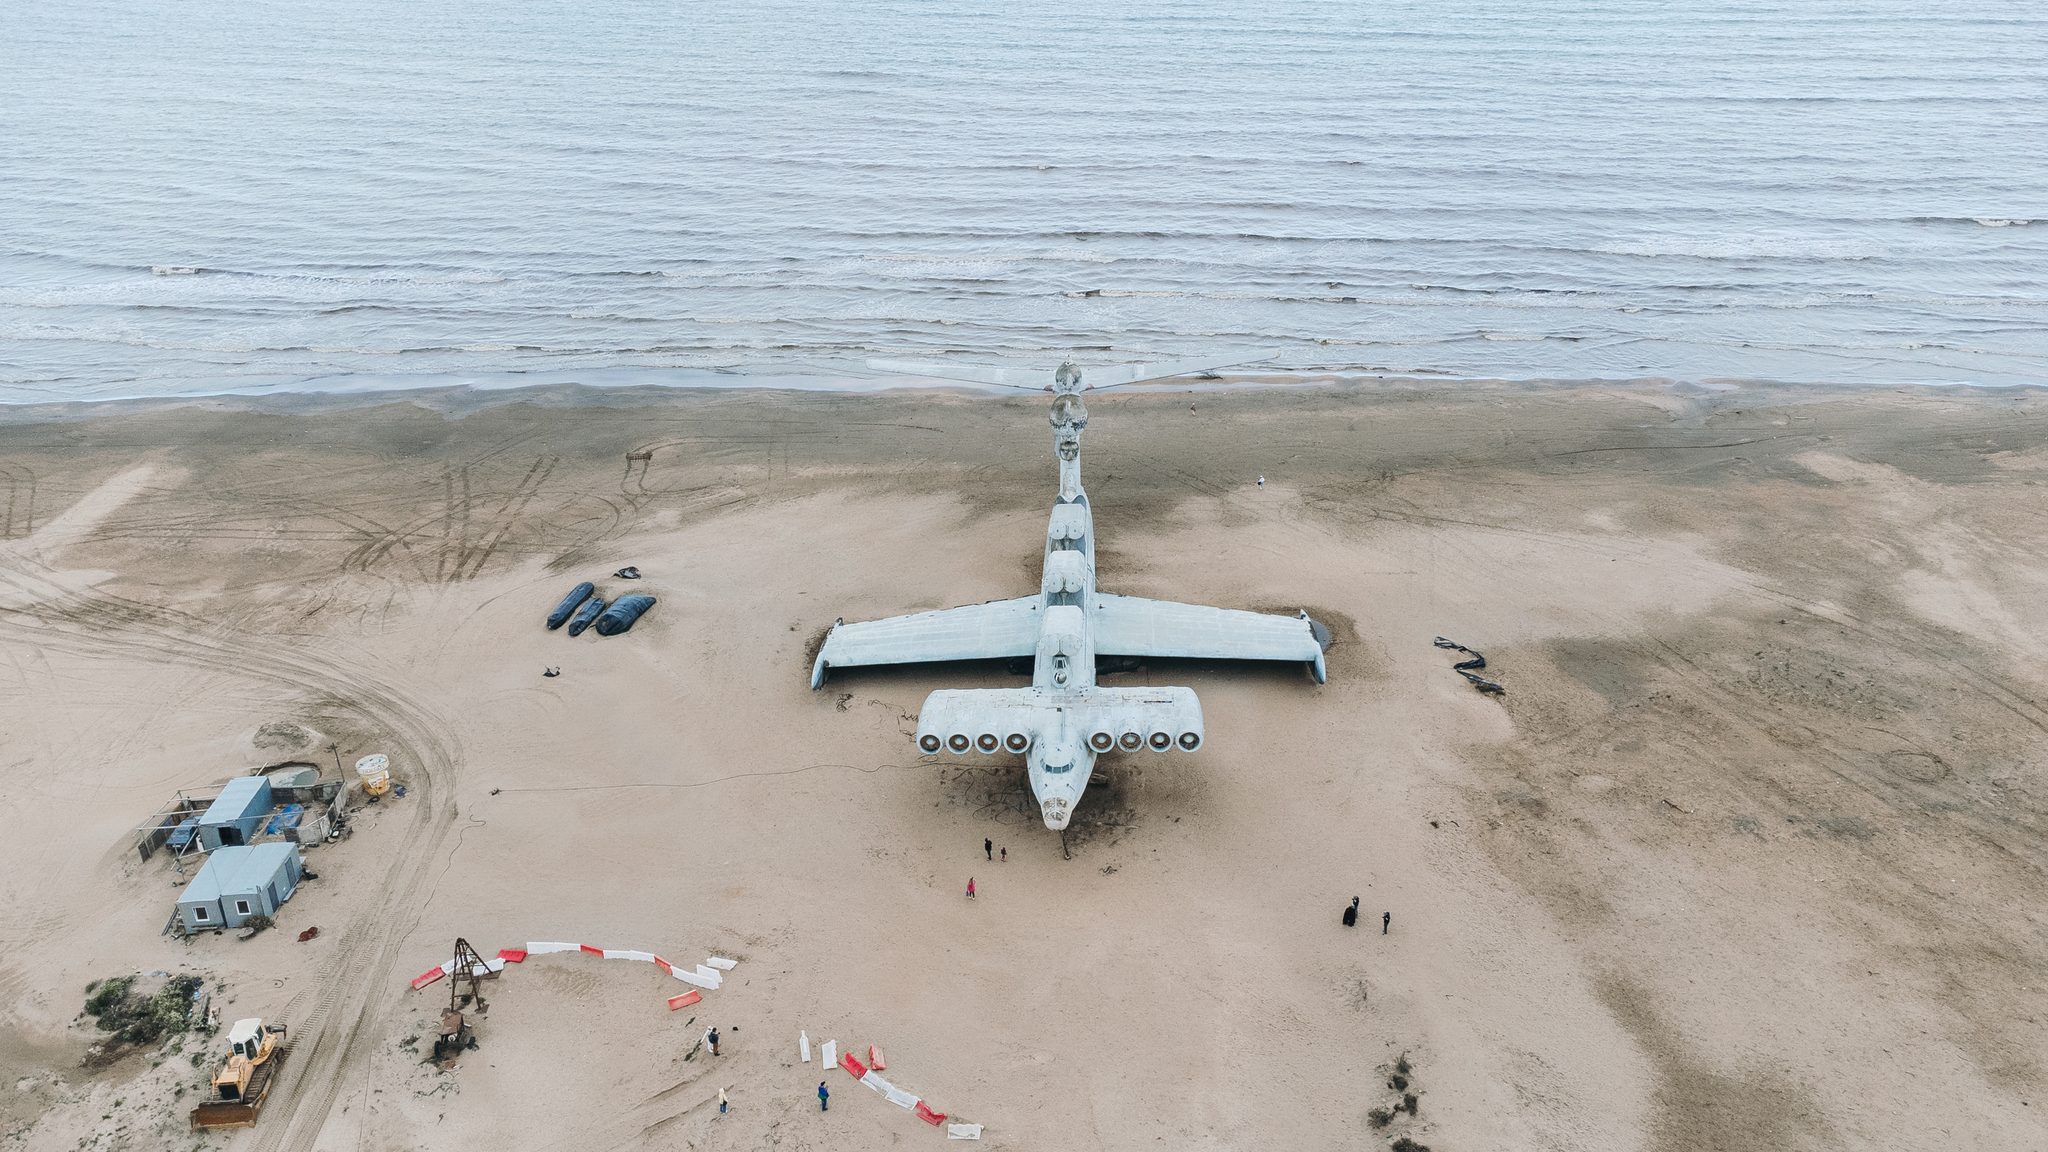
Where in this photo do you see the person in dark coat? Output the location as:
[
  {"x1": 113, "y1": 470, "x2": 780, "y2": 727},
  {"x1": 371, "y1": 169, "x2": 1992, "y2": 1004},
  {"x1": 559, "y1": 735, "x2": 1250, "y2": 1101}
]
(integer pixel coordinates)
[
  {"x1": 1383, "y1": 911, "x2": 1391, "y2": 934},
  {"x1": 818, "y1": 1082, "x2": 829, "y2": 1111},
  {"x1": 1342, "y1": 896, "x2": 1359, "y2": 927},
  {"x1": 985, "y1": 838, "x2": 993, "y2": 860}
]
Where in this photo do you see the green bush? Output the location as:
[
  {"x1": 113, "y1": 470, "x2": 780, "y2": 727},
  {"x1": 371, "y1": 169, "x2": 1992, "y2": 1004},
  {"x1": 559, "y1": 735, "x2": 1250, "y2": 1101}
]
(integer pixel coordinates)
[
  {"x1": 243, "y1": 914, "x2": 274, "y2": 933},
  {"x1": 84, "y1": 977, "x2": 132, "y2": 1019},
  {"x1": 146, "y1": 978, "x2": 202, "y2": 1040},
  {"x1": 83, "y1": 974, "x2": 203, "y2": 1045}
]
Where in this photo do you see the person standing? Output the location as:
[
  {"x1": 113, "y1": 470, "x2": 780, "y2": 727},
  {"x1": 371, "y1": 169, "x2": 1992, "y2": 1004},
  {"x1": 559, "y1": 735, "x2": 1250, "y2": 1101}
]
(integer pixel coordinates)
[
  {"x1": 1000, "y1": 846, "x2": 1007, "y2": 862},
  {"x1": 707, "y1": 1027, "x2": 720, "y2": 1056},
  {"x1": 985, "y1": 838, "x2": 993, "y2": 861},
  {"x1": 966, "y1": 877, "x2": 977, "y2": 899},
  {"x1": 1343, "y1": 896, "x2": 1359, "y2": 927},
  {"x1": 719, "y1": 1087, "x2": 729, "y2": 1114},
  {"x1": 1258, "y1": 475, "x2": 1265, "y2": 489},
  {"x1": 1382, "y1": 911, "x2": 1391, "y2": 935},
  {"x1": 818, "y1": 1082, "x2": 829, "y2": 1111}
]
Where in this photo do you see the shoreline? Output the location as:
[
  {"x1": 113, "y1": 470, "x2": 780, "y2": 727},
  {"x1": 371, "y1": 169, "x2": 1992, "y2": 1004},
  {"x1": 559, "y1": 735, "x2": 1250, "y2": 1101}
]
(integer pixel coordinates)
[{"x1": 2, "y1": 367, "x2": 2041, "y2": 426}]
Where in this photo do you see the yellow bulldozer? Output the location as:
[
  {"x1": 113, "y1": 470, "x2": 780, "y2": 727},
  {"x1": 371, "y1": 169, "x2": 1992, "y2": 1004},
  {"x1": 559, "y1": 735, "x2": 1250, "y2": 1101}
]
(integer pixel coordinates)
[{"x1": 191, "y1": 1018, "x2": 290, "y2": 1130}]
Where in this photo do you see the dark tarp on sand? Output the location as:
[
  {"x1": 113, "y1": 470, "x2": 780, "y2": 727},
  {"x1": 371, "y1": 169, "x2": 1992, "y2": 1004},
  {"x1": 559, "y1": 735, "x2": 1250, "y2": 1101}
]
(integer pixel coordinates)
[
  {"x1": 547, "y1": 582, "x2": 595, "y2": 629},
  {"x1": 567, "y1": 596, "x2": 608, "y2": 636},
  {"x1": 594, "y1": 594, "x2": 656, "y2": 636}
]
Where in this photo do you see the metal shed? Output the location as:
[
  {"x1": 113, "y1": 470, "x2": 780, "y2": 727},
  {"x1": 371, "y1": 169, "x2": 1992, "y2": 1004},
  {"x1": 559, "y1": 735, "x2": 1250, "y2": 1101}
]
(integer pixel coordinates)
[
  {"x1": 176, "y1": 860, "x2": 226, "y2": 932},
  {"x1": 197, "y1": 776, "x2": 272, "y2": 852},
  {"x1": 177, "y1": 843, "x2": 302, "y2": 931}
]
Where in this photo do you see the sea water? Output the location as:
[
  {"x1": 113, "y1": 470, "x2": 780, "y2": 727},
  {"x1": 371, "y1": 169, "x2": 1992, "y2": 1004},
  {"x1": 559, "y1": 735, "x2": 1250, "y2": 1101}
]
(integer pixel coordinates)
[{"x1": 2, "y1": 0, "x2": 2043, "y2": 403}]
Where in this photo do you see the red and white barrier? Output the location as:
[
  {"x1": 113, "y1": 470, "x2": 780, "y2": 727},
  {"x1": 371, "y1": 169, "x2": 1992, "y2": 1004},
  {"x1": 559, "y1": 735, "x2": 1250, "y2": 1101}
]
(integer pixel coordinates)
[
  {"x1": 817, "y1": 1038, "x2": 965, "y2": 1136},
  {"x1": 410, "y1": 954, "x2": 505, "y2": 990},
  {"x1": 862, "y1": 1070, "x2": 920, "y2": 1110},
  {"x1": 413, "y1": 941, "x2": 737, "y2": 1008},
  {"x1": 523, "y1": 941, "x2": 732, "y2": 989}
]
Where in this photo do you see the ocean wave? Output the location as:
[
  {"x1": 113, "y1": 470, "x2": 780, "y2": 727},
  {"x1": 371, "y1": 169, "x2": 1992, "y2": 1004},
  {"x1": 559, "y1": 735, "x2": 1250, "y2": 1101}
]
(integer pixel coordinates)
[
  {"x1": 1905, "y1": 216, "x2": 2035, "y2": 227},
  {"x1": 4, "y1": 0, "x2": 2045, "y2": 402},
  {"x1": 1588, "y1": 237, "x2": 1880, "y2": 261}
]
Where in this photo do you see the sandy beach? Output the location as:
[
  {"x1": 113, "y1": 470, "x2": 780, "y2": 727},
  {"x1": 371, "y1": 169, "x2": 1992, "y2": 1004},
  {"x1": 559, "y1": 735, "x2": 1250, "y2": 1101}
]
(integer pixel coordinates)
[{"x1": 1, "y1": 379, "x2": 2044, "y2": 1152}]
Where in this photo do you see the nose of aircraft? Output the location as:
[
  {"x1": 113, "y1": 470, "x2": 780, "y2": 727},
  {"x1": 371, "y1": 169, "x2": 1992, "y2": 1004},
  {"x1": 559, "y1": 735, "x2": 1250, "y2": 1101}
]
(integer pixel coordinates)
[
  {"x1": 1028, "y1": 739, "x2": 1091, "y2": 830},
  {"x1": 1040, "y1": 794, "x2": 1074, "y2": 830}
]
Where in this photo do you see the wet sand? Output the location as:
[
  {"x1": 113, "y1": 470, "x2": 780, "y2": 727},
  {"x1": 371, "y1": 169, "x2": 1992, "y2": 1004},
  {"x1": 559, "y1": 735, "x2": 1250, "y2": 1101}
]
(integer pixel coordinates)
[{"x1": 1, "y1": 380, "x2": 2044, "y2": 1151}]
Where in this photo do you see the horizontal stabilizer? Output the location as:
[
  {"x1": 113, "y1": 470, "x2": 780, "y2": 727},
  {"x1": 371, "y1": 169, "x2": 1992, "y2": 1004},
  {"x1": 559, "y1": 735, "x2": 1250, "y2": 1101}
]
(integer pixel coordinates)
[
  {"x1": 1083, "y1": 350, "x2": 1279, "y2": 388},
  {"x1": 866, "y1": 351, "x2": 1277, "y2": 391},
  {"x1": 865, "y1": 359, "x2": 1052, "y2": 390}
]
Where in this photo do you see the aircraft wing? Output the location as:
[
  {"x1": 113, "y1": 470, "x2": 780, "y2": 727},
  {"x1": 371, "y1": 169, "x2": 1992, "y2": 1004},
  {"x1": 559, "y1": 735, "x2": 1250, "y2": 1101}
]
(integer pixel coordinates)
[
  {"x1": 1092, "y1": 593, "x2": 1327, "y2": 682},
  {"x1": 916, "y1": 686, "x2": 1205, "y2": 753},
  {"x1": 811, "y1": 597, "x2": 1041, "y2": 688}
]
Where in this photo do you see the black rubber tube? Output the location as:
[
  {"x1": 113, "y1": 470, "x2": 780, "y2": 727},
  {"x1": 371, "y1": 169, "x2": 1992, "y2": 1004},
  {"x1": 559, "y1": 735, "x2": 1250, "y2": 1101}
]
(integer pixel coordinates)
[
  {"x1": 593, "y1": 594, "x2": 657, "y2": 636},
  {"x1": 567, "y1": 596, "x2": 608, "y2": 636},
  {"x1": 546, "y1": 582, "x2": 595, "y2": 630}
]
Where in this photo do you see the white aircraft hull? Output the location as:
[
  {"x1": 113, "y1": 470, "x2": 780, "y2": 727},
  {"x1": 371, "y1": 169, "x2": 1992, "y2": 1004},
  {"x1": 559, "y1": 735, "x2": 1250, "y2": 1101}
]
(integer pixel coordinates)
[{"x1": 813, "y1": 355, "x2": 1325, "y2": 830}]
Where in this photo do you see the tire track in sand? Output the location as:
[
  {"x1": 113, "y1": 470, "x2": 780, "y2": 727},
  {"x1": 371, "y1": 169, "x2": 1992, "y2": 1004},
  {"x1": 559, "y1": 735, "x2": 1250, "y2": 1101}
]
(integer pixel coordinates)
[{"x1": 0, "y1": 553, "x2": 463, "y2": 1152}]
